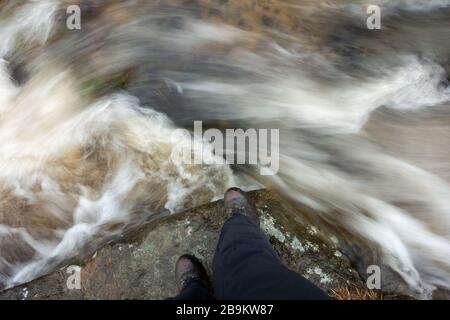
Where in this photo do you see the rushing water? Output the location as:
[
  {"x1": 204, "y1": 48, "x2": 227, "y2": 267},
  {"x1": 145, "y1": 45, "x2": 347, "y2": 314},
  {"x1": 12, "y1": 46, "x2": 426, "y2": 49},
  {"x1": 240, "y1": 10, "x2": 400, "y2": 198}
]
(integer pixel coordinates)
[{"x1": 0, "y1": 0, "x2": 449, "y2": 299}]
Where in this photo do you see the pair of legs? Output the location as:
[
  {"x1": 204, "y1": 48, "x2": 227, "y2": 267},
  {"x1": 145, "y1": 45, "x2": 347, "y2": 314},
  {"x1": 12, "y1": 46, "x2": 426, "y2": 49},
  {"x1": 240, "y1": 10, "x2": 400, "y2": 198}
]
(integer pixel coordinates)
[{"x1": 172, "y1": 188, "x2": 329, "y2": 300}]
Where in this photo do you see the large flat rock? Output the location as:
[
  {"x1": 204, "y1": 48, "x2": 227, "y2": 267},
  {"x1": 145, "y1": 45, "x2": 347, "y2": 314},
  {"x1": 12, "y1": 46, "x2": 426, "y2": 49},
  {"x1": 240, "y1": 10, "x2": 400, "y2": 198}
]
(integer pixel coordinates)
[{"x1": 0, "y1": 190, "x2": 367, "y2": 300}]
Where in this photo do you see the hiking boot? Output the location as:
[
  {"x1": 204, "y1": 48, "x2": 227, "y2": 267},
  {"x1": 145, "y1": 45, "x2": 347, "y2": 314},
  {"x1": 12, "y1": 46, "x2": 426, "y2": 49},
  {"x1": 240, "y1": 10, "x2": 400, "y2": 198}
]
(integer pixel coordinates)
[
  {"x1": 224, "y1": 187, "x2": 259, "y2": 226},
  {"x1": 175, "y1": 254, "x2": 209, "y2": 293}
]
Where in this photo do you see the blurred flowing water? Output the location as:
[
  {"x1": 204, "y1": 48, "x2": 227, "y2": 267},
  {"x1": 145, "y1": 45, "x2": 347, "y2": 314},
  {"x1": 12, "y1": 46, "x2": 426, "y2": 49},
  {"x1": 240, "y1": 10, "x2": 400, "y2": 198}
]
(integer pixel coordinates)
[{"x1": 0, "y1": 0, "x2": 450, "y2": 298}]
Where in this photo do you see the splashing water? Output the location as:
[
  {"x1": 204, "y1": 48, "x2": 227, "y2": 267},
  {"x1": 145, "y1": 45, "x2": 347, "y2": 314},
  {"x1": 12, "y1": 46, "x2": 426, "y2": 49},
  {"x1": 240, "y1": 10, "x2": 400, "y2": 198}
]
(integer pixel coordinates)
[{"x1": 0, "y1": 0, "x2": 450, "y2": 298}]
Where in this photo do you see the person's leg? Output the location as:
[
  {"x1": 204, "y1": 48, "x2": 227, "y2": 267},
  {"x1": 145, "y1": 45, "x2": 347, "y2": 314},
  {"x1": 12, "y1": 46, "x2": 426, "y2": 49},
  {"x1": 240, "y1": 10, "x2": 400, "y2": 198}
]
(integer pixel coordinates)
[
  {"x1": 170, "y1": 254, "x2": 212, "y2": 300},
  {"x1": 213, "y1": 188, "x2": 329, "y2": 300}
]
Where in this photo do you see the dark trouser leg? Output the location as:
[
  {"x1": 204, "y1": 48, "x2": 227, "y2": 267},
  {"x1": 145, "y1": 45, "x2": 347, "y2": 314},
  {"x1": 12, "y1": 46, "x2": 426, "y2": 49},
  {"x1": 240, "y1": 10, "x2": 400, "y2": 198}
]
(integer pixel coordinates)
[
  {"x1": 171, "y1": 279, "x2": 211, "y2": 300},
  {"x1": 213, "y1": 215, "x2": 329, "y2": 300}
]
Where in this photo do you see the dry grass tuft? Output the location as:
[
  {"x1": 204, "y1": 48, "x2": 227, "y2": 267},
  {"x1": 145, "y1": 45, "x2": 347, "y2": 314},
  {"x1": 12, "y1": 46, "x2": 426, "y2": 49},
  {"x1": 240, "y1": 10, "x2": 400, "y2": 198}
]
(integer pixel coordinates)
[{"x1": 330, "y1": 286, "x2": 384, "y2": 300}]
